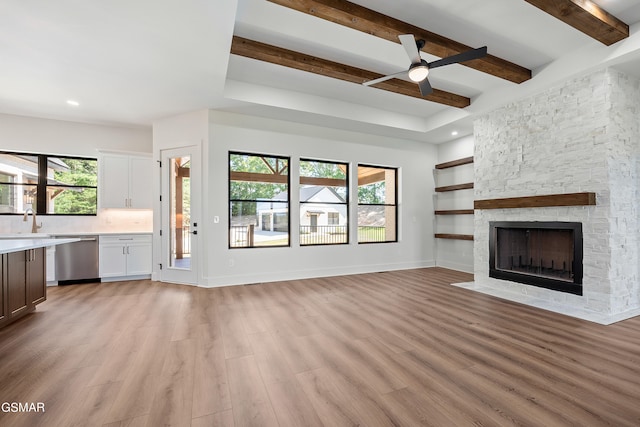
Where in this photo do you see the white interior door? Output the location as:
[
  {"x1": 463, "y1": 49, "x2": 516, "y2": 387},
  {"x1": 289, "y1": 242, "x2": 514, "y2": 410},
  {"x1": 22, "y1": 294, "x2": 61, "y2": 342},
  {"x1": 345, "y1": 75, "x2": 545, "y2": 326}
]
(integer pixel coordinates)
[{"x1": 160, "y1": 146, "x2": 200, "y2": 285}]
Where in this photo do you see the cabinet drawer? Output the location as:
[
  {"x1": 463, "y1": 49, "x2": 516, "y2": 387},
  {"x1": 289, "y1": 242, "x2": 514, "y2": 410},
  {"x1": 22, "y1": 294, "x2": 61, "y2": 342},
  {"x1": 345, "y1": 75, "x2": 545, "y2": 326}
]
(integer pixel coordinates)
[{"x1": 99, "y1": 234, "x2": 152, "y2": 244}]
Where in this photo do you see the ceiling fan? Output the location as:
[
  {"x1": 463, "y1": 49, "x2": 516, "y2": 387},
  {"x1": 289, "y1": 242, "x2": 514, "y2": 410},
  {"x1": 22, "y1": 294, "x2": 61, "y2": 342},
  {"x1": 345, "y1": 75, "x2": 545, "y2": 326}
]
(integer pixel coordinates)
[{"x1": 362, "y1": 34, "x2": 488, "y2": 96}]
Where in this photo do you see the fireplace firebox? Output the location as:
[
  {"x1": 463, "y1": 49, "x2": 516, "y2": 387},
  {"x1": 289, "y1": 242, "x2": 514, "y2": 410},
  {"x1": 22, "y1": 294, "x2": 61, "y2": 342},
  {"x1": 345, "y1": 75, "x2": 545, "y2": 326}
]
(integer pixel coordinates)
[{"x1": 489, "y1": 221, "x2": 583, "y2": 295}]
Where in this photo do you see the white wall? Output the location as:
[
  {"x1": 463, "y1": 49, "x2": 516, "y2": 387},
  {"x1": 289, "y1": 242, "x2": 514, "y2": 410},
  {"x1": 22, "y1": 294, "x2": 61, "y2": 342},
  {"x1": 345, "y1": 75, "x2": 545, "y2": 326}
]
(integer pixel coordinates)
[
  {"x1": 198, "y1": 111, "x2": 437, "y2": 286},
  {"x1": 438, "y1": 135, "x2": 474, "y2": 163},
  {"x1": 434, "y1": 136, "x2": 474, "y2": 273},
  {"x1": 0, "y1": 113, "x2": 151, "y2": 156},
  {"x1": 0, "y1": 113, "x2": 153, "y2": 234}
]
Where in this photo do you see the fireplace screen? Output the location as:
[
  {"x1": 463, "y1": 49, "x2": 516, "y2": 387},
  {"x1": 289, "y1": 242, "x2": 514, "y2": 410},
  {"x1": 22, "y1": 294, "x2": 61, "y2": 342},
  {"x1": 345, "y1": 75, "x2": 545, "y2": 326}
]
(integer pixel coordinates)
[{"x1": 489, "y1": 222, "x2": 583, "y2": 295}]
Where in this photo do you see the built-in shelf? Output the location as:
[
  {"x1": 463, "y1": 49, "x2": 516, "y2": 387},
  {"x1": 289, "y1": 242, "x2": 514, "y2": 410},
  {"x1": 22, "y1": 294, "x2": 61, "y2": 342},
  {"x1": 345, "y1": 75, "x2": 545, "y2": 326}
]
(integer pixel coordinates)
[
  {"x1": 474, "y1": 192, "x2": 596, "y2": 210},
  {"x1": 434, "y1": 157, "x2": 475, "y2": 242},
  {"x1": 434, "y1": 233, "x2": 474, "y2": 241},
  {"x1": 435, "y1": 182, "x2": 474, "y2": 192},
  {"x1": 434, "y1": 209, "x2": 474, "y2": 215},
  {"x1": 435, "y1": 156, "x2": 474, "y2": 169}
]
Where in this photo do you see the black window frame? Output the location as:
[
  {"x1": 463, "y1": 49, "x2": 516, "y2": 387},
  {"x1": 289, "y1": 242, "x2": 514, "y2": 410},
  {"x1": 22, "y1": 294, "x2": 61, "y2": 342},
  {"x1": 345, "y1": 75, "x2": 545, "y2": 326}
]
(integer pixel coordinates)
[
  {"x1": 357, "y1": 164, "x2": 398, "y2": 244},
  {"x1": 0, "y1": 151, "x2": 98, "y2": 216},
  {"x1": 228, "y1": 151, "x2": 291, "y2": 249},
  {"x1": 299, "y1": 158, "x2": 349, "y2": 246}
]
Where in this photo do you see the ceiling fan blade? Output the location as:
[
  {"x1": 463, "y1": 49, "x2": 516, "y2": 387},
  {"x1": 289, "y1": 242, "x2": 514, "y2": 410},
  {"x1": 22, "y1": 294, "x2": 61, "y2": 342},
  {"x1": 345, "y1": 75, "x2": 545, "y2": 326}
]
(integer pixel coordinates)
[
  {"x1": 362, "y1": 70, "x2": 408, "y2": 86},
  {"x1": 418, "y1": 78, "x2": 433, "y2": 96},
  {"x1": 398, "y1": 34, "x2": 422, "y2": 64},
  {"x1": 428, "y1": 46, "x2": 487, "y2": 69}
]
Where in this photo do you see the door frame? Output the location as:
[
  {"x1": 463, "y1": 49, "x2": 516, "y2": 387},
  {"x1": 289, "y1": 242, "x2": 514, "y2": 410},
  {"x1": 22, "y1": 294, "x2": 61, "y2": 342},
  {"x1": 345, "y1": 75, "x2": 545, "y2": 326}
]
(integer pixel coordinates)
[{"x1": 159, "y1": 145, "x2": 201, "y2": 285}]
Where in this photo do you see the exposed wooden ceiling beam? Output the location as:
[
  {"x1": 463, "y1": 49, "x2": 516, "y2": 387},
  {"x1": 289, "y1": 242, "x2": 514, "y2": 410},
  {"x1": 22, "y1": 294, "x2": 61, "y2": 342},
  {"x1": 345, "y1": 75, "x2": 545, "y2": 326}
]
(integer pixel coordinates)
[
  {"x1": 267, "y1": 0, "x2": 531, "y2": 84},
  {"x1": 524, "y1": 0, "x2": 629, "y2": 46},
  {"x1": 231, "y1": 36, "x2": 471, "y2": 108}
]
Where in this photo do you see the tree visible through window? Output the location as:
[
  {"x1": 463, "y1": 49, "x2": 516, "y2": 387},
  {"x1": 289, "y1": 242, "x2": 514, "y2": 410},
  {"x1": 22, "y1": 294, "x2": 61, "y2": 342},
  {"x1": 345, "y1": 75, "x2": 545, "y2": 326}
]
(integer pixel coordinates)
[
  {"x1": 0, "y1": 152, "x2": 97, "y2": 215},
  {"x1": 48, "y1": 157, "x2": 98, "y2": 214},
  {"x1": 357, "y1": 165, "x2": 397, "y2": 243},
  {"x1": 229, "y1": 152, "x2": 290, "y2": 248}
]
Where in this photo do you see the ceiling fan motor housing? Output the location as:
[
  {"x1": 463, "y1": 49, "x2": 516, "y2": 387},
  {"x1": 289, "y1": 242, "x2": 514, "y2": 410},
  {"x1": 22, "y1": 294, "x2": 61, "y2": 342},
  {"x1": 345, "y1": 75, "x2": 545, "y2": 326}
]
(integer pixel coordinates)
[{"x1": 408, "y1": 60, "x2": 429, "y2": 82}]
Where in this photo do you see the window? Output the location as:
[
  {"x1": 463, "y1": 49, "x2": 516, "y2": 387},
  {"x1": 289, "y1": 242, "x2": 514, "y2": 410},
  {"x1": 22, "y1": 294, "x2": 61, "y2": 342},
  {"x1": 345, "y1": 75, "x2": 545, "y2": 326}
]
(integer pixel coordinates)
[
  {"x1": 328, "y1": 212, "x2": 339, "y2": 225},
  {"x1": 357, "y1": 165, "x2": 397, "y2": 243},
  {"x1": 0, "y1": 172, "x2": 16, "y2": 212},
  {"x1": 229, "y1": 152, "x2": 289, "y2": 248},
  {"x1": 299, "y1": 159, "x2": 348, "y2": 245},
  {"x1": 0, "y1": 152, "x2": 97, "y2": 215}
]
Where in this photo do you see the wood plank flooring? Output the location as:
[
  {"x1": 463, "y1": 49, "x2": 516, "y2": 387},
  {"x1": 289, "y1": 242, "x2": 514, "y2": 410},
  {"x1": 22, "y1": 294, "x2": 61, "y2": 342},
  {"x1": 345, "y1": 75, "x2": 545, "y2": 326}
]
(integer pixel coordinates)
[{"x1": 1, "y1": 267, "x2": 640, "y2": 426}]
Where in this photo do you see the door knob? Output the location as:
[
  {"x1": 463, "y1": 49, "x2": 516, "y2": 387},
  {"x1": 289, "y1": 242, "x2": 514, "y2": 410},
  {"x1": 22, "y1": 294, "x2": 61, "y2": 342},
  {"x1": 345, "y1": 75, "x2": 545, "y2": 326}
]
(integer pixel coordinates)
[{"x1": 192, "y1": 230, "x2": 198, "y2": 235}]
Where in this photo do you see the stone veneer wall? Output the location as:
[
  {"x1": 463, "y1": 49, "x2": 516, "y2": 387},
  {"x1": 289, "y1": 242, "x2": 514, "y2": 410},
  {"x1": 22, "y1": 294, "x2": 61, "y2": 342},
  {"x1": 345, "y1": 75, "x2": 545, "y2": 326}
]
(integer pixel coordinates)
[{"x1": 474, "y1": 68, "x2": 640, "y2": 316}]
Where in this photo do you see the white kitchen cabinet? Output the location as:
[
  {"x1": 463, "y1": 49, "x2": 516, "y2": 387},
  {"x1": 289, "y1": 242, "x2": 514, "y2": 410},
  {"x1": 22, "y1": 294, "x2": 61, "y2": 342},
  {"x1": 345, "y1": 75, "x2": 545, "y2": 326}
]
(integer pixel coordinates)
[
  {"x1": 99, "y1": 234, "x2": 152, "y2": 281},
  {"x1": 100, "y1": 152, "x2": 153, "y2": 209}
]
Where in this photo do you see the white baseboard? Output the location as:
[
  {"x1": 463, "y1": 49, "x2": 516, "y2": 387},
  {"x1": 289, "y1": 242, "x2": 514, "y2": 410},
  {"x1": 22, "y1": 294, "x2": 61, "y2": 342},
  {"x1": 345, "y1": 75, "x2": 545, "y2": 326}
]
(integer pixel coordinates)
[
  {"x1": 100, "y1": 274, "x2": 151, "y2": 283},
  {"x1": 200, "y1": 259, "x2": 436, "y2": 288}
]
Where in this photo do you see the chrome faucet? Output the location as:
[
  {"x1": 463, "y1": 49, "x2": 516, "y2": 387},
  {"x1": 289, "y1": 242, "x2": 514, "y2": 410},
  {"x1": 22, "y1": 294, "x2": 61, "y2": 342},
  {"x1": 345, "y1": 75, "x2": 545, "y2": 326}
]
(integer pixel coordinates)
[{"x1": 23, "y1": 208, "x2": 42, "y2": 233}]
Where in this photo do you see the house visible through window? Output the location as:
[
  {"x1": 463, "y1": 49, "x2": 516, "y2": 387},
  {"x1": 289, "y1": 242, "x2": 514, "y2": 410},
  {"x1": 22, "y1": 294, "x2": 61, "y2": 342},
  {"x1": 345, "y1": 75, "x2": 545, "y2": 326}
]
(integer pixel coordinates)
[
  {"x1": 229, "y1": 152, "x2": 290, "y2": 248},
  {"x1": 357, "y1": 165, "x2": 397, "y2": 243},
  {"x1": 0, "y1": 152, "x2": 97, "y2": 215},
  {"x1": 299, "y1": 159, "x2": 348, "y2": 246}
]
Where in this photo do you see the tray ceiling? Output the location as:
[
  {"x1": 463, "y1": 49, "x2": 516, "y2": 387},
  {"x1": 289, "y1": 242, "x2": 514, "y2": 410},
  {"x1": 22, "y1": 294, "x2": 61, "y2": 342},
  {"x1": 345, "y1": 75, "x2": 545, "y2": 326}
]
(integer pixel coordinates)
[{"x1": 1, "y1": 0, "x2": 640, "y2": 144}]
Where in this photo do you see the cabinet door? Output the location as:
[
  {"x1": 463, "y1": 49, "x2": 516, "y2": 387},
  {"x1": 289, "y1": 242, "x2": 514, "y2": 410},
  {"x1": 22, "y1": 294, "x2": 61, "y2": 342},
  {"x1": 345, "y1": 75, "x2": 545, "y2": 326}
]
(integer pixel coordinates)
[
  {"x1": 128, "y1": 156, "x2": 153, "y2": 209},
  {"x1": 99, "y1": 244, "x2": 127, "y2": 277},
  {"x1": 7, "y1": 251, "x2": 28, "y2": 317},
  {"x1": 126, "y1": 243, "x2": 152, "y2": 275},
  {"x1": 0, "y1": 254, "x2": 7, "y2": 327},
  {"x1": 100, "y1": 154, "x2": 130, "y2": 208},
  {"x1": 28, "y1": 248, "x2": 46, "y2": 305}
]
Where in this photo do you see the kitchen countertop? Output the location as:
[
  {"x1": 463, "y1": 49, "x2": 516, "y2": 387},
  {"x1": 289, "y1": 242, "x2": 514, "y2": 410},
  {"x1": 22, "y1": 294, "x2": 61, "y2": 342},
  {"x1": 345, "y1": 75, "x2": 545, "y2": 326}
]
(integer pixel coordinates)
[
  {"x1": 0, "y1": 231, "x2": 152, "y2": 238},
  {"x1": 53, "y1": 231, "x2": 152, "y2": 236},
  {"x1": 0, "y1": 238, "x2": 80, "y2": 255}
]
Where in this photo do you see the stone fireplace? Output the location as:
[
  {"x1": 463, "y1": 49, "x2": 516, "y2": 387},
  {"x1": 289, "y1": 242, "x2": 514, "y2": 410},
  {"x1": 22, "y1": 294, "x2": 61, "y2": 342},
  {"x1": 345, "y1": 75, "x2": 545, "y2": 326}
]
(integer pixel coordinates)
[{"x1": 469, "y1": 67, "x2": 640, "y2": 324}]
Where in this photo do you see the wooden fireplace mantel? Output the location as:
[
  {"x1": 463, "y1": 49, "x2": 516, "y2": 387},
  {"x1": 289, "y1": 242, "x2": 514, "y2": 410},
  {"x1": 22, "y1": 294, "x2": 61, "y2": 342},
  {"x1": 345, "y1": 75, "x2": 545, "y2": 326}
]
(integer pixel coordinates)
[{"x1": 474, "y1": 192, "x2": 596, "y2": 210}]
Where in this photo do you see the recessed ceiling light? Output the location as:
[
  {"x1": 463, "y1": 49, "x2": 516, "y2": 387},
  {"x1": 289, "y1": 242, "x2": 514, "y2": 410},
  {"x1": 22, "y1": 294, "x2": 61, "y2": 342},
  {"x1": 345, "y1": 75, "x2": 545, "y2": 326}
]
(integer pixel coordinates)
[
  {"x1": 66, "y1": 100, "x2": 79, "y2": 107},
  {"x1": 451, "y1": 131, "x2": 458, "y2": 136}
]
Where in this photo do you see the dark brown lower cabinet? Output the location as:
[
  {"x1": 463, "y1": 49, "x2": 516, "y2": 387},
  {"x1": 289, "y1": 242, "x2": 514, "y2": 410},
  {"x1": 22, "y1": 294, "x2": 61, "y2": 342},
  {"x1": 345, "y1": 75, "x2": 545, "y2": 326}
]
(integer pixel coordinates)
[
  {"x1": 0, "y1": 248, "x2": 46, "y2": 329},
  {"x1": 0, "y1": 254, "x2": 6, "y2": 327},
  {"x1": 28, "y1": 249, "x2": 46, "y2": 305},
  {"x1": 7, "y1": 250, "x2": 28, "y2": 318}
]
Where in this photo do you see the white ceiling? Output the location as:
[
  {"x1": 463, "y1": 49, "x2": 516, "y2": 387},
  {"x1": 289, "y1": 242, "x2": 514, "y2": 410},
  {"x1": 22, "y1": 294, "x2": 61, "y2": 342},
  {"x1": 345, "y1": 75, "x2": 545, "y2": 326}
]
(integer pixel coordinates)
[{"x1": 2, "y1": 0, "x2": 640, "y2": 144}]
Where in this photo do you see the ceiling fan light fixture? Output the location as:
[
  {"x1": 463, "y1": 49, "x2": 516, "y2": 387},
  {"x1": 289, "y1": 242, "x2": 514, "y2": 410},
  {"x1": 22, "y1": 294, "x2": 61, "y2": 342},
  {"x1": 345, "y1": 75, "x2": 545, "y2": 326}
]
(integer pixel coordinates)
[{"x1": 408, "y1": 63, "x2": 429, "y2": 82}]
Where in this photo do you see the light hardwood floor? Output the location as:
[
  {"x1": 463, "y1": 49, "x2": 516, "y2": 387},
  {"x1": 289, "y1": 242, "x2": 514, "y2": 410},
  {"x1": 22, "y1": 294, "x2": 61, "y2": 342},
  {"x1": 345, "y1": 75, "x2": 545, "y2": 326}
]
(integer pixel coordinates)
[{"x1": 1, "y1": 267, "x2": 640, "y2": 426}]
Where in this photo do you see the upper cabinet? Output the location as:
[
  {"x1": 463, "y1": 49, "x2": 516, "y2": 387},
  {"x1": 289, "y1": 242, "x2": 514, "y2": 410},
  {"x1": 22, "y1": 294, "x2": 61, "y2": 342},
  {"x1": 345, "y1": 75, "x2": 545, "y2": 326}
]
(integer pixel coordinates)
[{"x1": 99, "y1": 152, "x2": 153, "y2": 209}]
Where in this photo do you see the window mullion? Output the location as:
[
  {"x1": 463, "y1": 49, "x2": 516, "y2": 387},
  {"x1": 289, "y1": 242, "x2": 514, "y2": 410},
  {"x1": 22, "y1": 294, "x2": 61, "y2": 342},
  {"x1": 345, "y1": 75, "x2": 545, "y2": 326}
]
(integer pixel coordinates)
[{"x1": 36, "y1": 154, "x2": 47, "y2": 214}]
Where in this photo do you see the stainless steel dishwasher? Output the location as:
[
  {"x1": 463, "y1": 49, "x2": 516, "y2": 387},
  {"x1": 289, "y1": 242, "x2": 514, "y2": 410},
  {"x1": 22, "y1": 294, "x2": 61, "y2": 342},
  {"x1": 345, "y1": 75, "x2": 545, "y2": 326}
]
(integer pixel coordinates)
[{"x1": 55, "y1": 235, "x2": 101, "y2": 285}]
